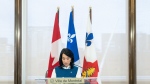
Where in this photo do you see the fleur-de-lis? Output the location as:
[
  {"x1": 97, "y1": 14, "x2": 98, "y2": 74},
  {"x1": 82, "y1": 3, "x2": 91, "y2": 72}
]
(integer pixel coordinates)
[
  {"x1": 67, "y1": 33, "x2": 76, "y2": 43},
  {"x1": 86, "y1": 33, "x2": 93, "y2": 46}
]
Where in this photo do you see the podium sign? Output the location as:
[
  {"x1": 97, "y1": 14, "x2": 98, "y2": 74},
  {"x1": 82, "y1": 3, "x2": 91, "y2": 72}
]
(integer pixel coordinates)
[
  {"x1": 35, "y1": 77, "x2": 97, "y2": 84},
  {"x1": 48, "y1": 78, "x2": 84, "y2": 84}
]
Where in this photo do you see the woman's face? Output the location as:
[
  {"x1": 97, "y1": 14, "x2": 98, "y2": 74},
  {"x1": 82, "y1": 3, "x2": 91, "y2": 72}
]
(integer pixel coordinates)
[{"x1": 62, "y1": 53, "x2": 71, "y2": 67}]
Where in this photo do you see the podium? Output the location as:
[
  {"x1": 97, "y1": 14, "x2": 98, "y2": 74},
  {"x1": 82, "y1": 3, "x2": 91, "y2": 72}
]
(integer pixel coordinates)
[{"x1": 35, "y1": 77, "x2": 97, "y2": 84}]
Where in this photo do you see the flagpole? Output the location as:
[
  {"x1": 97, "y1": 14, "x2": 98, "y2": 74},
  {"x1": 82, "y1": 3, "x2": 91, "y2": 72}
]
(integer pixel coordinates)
[
  {"x1": 72, "y1": 6, "x2": 74, "y2": 20},
  {"x1": 89, "y1": 7, "x2": 92, "y2": 23},
  {"x1": 57, "y1": 7, "x2": 59, "y2": 23}
]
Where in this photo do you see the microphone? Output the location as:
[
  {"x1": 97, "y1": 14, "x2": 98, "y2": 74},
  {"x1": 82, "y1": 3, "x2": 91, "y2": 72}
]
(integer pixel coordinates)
[
  {"x1": 74, "y1": 64, "x2": 88, "y2": 78},
  {"x1": 74, "y1": 64, "x2": 83, "y2": 68}
]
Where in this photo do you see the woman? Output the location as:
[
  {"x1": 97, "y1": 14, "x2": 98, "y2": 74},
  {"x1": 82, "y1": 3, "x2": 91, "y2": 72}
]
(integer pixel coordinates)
[{"x1": 51, "y1": 48, "x2": 81, "y2": 78}]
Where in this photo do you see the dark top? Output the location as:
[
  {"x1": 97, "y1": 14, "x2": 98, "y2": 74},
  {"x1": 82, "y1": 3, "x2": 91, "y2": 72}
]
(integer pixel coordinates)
[{"x1": 55, "y1": 66, "x2": 78, "y2": 78}]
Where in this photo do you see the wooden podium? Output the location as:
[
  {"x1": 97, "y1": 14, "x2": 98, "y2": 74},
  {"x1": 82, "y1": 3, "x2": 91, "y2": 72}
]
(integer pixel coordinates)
[{"x1": 35, "y1": 77, "x2": 97, "y2": 84}]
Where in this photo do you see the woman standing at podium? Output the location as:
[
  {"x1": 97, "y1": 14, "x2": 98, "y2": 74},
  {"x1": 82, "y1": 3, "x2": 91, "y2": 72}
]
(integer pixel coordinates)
[{"x1": 51, "y1": 48, "x2": 81, "y2": 78}]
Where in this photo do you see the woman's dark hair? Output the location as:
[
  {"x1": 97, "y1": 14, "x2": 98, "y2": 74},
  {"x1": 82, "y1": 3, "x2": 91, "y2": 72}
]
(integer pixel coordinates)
[{"x1": 59, "y1": 48, "x2": 74, "y2": 69}]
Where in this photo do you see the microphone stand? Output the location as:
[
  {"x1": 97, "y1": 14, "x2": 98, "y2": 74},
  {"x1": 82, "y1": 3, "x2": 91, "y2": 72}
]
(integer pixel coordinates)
[{"x1": 74, "y1": 64, "x2": 88, "y2": 77}]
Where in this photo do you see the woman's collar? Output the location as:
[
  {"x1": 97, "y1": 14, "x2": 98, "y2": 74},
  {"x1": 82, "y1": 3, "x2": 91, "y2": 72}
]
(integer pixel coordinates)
[{"x1": 62, "y1": 65, "x2": 70, "y2": 69}]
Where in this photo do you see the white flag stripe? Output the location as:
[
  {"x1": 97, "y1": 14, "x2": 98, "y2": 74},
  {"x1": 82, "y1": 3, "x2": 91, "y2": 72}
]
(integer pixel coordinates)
[
  {"x1": 84, "y1": 15, "x2": 97, "y2": 62},
  {"x1": 51, "y1": 39, "x2": 62, "y2": 65},
  {"x1": 86, "y1": 15, "x2": 92, "y2": 33},
  {"x1": 85, "y1": 43, "x2": 97, "y2": 62}
]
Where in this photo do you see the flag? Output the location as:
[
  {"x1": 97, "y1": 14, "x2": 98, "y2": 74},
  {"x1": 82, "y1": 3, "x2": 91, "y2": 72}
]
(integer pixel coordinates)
[
  {"x1": 82, "y1": 15, "x2": 99, "y2": 79},
  {"x1": 47, "y1": 12, "x2": 62, "y2": 77},
  {"x1": 67, "y1": 11, "x2": 80, "y2": 64}
]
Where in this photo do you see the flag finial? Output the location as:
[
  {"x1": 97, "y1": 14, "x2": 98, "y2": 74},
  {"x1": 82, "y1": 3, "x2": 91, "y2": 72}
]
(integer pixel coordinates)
[
  {"x1": 89, "y1": 6, "x2": 92, "y2": 10},
  {"x1": 71, "y1": 6, "x2": 74, "y2": 11},
  {"x1": 57, "y1": 7, "x2": 59, "y2": 11}
]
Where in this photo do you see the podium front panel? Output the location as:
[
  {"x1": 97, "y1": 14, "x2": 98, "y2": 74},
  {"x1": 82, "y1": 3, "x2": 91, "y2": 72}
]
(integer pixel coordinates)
[{"x1": 35, "y1": 77, "x2": 97, "y2": 84}]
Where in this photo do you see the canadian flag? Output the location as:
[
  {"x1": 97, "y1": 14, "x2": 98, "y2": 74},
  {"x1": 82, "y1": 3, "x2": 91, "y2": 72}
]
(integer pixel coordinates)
[
  {"x1": 82, "y1": 15, "x2": 99, "y2": 79},
  {"x1": 47, "y1": 12, "x2": 62, "y2": 77}
]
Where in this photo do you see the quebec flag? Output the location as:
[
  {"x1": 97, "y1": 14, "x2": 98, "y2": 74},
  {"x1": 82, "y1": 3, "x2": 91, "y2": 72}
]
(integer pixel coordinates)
[{"x1": 67, "y1": 11, "x2": 80, "y2": 64}]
